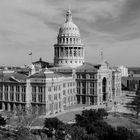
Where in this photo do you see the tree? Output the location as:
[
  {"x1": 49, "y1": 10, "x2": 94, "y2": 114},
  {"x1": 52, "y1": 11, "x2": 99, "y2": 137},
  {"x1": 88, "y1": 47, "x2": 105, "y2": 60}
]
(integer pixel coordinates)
[
  {"x1": 127, "y1": 89, "x2": 140, "y2": 118},
  {"x1": 0, "y1": 114, "x2": 6, "y2": 126},
  {"x1": 44, "y1": 117, "x2": 65, "y2": 139},
  {"x1": 75, "y1": 109, "x2": 108, "y2": 127},
  {"x1": 44, "y1": 117, "x2": 64, "y2": 131},
  {"x1": 67, "y1": 125, "x2": 86, "y2": 140}
]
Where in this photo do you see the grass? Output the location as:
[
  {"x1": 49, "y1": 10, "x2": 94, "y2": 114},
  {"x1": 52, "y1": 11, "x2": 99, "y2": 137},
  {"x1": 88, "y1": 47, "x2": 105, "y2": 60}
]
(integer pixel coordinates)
[{"x1": 105, "y1": 113, "x2": 140, "y2": 133}]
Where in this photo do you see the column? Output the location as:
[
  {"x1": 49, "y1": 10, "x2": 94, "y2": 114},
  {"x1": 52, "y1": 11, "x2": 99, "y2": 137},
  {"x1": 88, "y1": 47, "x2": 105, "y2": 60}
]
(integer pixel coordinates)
[
  {"x1": 13, "y1": 104, "x2": 16, "y2": 111},
  {"x1": 14, "y1": 86, "x2": 16, "y2": 102},
  {"x1": 59, "y1": 47, "x2": 61, "y2": 57},
  {"x1": 67, "y1": 47, "x2": 70, "y2": 58},
  {"x1": 2, "y1": 103, "x2": 5, "y2": 110},
  {"x1": 8, "y1": 103, "x2": 11, "y2": 111},
  {"x1": 80, "y1": 96, "x2": 82, "y2": 104},
  {"x1": 72, "y1": 47, "x2": 74, "y2": 58},
  {"x1": 36, "y1": 86, "x2": 39, "y2": 103},
  {"x1": 2, "y1": 85, "x2": 4, "y2": 101},
  {"x1": 8, "y1": 85, "x2": 10, "y2": 101},
  {"x1": 19, "y1": 86, "x2": 22, "y2": 102}
]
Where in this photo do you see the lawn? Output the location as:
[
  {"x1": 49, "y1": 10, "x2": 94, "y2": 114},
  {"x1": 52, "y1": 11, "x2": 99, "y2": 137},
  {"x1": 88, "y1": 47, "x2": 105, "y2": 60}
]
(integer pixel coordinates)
[{"x1": 105, "y1": 113, "x2": 140, "y2": 133}]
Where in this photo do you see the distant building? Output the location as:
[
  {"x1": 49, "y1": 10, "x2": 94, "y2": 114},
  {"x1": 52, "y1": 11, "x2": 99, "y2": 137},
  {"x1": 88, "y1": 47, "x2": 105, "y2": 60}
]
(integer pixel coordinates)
[
  {"x1": 121, "y1": 67, "x2": 140, "y2": 91},
  {"x1": 118, "y1": 66, "x2": 128, "y2": 77},
  {"x1": 122, "y1": 74, "x2": 140, "y2": 91}
]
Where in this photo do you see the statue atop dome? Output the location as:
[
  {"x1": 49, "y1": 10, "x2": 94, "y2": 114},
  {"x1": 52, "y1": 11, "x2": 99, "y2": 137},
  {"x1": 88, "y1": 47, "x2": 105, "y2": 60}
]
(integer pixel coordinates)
[{"x1": 66, "y1": 9, "x2": 72, "y2": 22}]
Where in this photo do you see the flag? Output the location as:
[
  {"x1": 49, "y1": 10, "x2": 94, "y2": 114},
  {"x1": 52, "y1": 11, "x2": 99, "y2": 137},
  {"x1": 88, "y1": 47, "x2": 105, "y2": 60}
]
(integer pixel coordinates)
[{"x1": 29, "y1": 52, "x2": 32, "y2": 55}]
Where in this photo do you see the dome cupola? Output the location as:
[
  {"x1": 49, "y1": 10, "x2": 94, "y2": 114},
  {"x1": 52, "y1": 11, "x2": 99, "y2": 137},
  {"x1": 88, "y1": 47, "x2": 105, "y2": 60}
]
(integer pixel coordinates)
[
  {"x1": 58, "y1": 9, "x2": 80, "y2": 37},
  {"x1": 54, "y1": 9, "x2": 85, "y2": 68}
]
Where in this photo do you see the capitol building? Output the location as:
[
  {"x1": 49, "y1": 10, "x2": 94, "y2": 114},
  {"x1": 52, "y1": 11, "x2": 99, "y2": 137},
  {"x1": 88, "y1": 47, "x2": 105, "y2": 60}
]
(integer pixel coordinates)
[{"x1": 0, "y1": 9, "x2": 122, "y2": 115}]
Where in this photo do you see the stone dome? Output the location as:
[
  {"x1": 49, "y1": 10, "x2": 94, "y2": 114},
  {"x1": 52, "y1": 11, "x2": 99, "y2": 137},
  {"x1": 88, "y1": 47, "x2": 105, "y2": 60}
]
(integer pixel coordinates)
[{"x1": 58, "y1": 9, "x2": 80, "y2": 37}]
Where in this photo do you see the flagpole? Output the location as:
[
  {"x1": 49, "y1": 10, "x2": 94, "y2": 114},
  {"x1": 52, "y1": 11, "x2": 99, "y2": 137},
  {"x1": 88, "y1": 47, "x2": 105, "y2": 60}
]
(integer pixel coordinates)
[{"x1": 29, "y1": 52, "x2": 33, "y2": 64}]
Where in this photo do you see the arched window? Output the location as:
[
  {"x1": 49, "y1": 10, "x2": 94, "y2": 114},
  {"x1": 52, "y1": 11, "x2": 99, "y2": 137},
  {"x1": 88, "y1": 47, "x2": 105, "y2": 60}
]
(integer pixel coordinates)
[{"x1": 102, "y1": 77, "x2": 107, "y2": 101}]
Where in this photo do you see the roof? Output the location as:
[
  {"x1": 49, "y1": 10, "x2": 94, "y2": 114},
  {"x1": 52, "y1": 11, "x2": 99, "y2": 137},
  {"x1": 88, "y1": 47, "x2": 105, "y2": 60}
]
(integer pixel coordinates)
[
  {"x1": 50, "y1": 63, "x2": 99, "y2": 73},
  {"x1": 75, "y1": 63, "x2": 99, "y2": 73},
  {"x1": 0, "y1": 71, "x2": 27, "y2": 83},
  {"x1": 29, "y1": 69, "x2": 71, "y2": 79}
]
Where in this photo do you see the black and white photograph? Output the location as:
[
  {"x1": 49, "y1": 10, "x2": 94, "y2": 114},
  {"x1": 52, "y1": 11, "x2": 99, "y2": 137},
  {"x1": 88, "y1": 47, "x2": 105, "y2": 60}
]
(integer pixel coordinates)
[{"x1": 0, "y1": 0, "x2": 140, "y2": 140}]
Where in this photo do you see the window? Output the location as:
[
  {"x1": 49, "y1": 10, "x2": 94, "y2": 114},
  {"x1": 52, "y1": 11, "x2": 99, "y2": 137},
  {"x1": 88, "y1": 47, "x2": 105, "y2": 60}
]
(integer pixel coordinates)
[
  {"x1": 0, "y1": 85, "x2": 3, "y2": 92},
  {"x1": 63, "y1": 90, "x2": 66, "y2": 95},
  {"x1": 63, "y1": 83, "x2": 66, "y2": 88},
  {"x1": 90, "y1": 83, "x2": 94, "y2": 88},
  {"x1": 54, "y1": 94, "x2": 57, "y2": 100},
  {"x1": 48, "y1": 95, "x2": 51, "y2": 101},
  {"x1": 59, "y1": 93, "x2": 61, "y2": 99},
  {"x1": 10, "y1": 86, "x2": 14, "y2": 92},
  {"x1": 90, "y1": 74, "x2": 94, "y2": 79},
  {"x1": 16, "y1": 86, "x2": 20, "y2": 92},
  {"x1": 5, "y1": 92, "x2": 8, "y2": 101},
  {"x1": 38, "y1": 86, "x2": 43, "y2": 93},
  {"x1": 21, "y1": 93, "x2": 26, "y2": 102},
  {"x1": 0, "y1": 92, "x2": 3, "y2": 100},
  {"x1": 48, "y1": 87, "x2": 51, "y2": 92},
  {"x1": 32, "y1": 86, "x2": 36, "y2": 93},
  {"x1": 38, "y1": 93, "x2": 43, "y2": 102},
  {"x1": 22, "y1": 86, "x2": 26, "y2": 93},
  {"x1": 16, "y1": 93, "x2": 20, "y2": 102},
  {"x1": 5, "y1": 85, "x2": 8, "y2": 92},
  {"x1": 10, "y1": 93, "x2": 14, "y2": 101},
  {"x1": 32, "y1": 92, "x2": 36, "y2": 102}
]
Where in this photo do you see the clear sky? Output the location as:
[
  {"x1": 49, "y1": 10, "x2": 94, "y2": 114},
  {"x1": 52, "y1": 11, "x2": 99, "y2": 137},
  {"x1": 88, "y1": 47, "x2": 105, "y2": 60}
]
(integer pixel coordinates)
[{"x1": 0, "y1": 0, "x2": 140, "y2": 67}]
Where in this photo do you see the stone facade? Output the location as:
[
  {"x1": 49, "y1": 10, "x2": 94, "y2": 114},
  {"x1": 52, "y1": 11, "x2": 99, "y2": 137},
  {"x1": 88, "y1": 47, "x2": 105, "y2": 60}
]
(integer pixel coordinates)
[
  {"x1": 50, "y1": 62, "x2": 122, "y2": 105},
  {"x1": 0, "y1": 69, "x2": 77, "y2": 115}
]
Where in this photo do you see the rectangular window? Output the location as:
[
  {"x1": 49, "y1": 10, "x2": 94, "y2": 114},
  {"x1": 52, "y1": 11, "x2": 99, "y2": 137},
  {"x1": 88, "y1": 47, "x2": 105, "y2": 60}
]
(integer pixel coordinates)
[
  {"x1": 0, "y1": 85, "x2": 3, "y2": 92},
  {"x1": 16, "y1": 86, "x2": 20, "y2": 92},
  {"x1": 38, "y1": 93, "x2": 43, "y2": 102},
  {"x1": 0, "y1": 92, "x2": 3, "y2": 100},
  {"x1": 5, "y1": 85, "x2": 8, "y2": 92},
  {"x1": 5, "y1": 92, "x2": 8, "y2": 101},
  {"x1": 32, "y1": 92, "x2": 36, "y2": 102},
  {"x1": 22, "y1": 86, "x2": 26, "y2": 93},
  {"x1": 63, "y1": 90, "x2": 66, "y2": 95},
  {"x1": 63, "y1": 83, "x2": 66, "y2": 88},
  {"x1": 10, "y1": 86, "x2": 14, "y2": 92},
  {"x1": 48, "y1": 87, "x2": 51, "y2": 92},
  {"x1": 32, "y1": 86, "x2": 36, "y2": 93},
  {"x1": 10, "y1": 93, "x2": 14, "y2": 101},
  {"x1": 22, "y1": 93, "x2": 26, "y2": 102},
  {"x1": 48, "y1": 95, "x2": 51, "y2": 101},
  {"x1": 16, "y1": 93, "x2": 20, "y2": 102}
]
